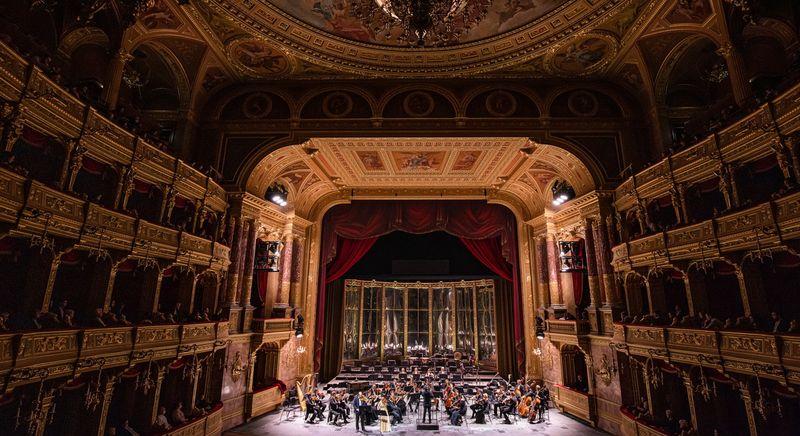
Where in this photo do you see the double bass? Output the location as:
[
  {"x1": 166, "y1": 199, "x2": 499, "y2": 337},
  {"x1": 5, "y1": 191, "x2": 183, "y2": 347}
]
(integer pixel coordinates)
[{"x1": 517, "y1": 395, "x2": 533, "y2": 418}]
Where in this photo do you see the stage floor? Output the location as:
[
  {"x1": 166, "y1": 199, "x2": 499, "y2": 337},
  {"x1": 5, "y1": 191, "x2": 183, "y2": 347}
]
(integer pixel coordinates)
[{"x1": 225, "y1": 408, "x2": 605, "y2": 435}]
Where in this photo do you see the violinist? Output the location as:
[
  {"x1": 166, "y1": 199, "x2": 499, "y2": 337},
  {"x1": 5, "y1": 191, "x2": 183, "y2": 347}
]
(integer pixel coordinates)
[
  {"x1": 449, "y1": 397, "x2": 467, "y2": 426},
  {"x1": 473, "y1": 393, "x2": 489, "y2": 424},
  {"x1": 329, "y1": 391, "x2": 349, "y2": 425},
  {"x1": 408, "y1": 383, "x2": 421, "y2": 413},
  {"x1": 304, "y1": 389, "x2": 325, "y2": 424},
  {"x1": 500, "y1": 392, "x2": 516, "y2": 424}
]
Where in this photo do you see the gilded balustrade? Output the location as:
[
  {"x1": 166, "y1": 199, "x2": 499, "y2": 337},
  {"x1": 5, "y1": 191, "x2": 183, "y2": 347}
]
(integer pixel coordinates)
[
  {"x1": 162, "y1": 404, "x2": 224, "y2": 436},
  {"x1": 619, "y1": 408, "x2": 670, "y2": 436},
  {"x1": 614, "y1": 80, "x2": 800, "y2": 210},
  {"x1": 0, "y1": 41, "x2": 226, "y2": 218},
  {"x1": 546, "y1": 320, "x2": 591, "y2": 336},
  {"x1": 0, "y1": 322, "x2": 229, "y2": 388},
  {"x1": 612, "y1": 191, "x2": 800, "y2": 269},
  {"x1": 553, "y1": 384, "x2": 595, "y2": 425},
  {"x1": 613, "y1": 324, "x2": 800, "y2": 382},
  {"x1": 0, "y1": 166, "x2": 227, "y2": 269},
  {"x1": 244, "y1": 385, "x2": 283, "y2": 421}
]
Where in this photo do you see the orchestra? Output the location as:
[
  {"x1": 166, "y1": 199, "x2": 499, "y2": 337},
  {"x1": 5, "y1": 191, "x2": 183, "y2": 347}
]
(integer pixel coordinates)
[{"x1": 296, "y1": 363, "x2": 552, "y2": 432}]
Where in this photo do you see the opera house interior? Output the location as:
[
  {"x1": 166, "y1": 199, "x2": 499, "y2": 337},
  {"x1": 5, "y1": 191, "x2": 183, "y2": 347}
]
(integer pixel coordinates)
[{"x1": 1, "y1": 0, "x2": 800, "y2": 435}]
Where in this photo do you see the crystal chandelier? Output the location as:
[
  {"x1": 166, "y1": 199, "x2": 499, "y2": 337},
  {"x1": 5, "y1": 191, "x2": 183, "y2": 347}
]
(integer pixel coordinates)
[{"x1": 350, "y1": 0, "x2": 492, "y2": 47}]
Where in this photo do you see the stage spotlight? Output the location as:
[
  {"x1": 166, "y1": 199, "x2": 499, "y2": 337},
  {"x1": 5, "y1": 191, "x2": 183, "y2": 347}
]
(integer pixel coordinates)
[
  {"x1": 551, "y1": 180, "x2": 575, "y2": 207},
  {"x1": 535, "y1": 316, "x2": 546, "y2": 339},
  {"x1": 265, "y1": 183, "x2": 289, "y2": 207}
]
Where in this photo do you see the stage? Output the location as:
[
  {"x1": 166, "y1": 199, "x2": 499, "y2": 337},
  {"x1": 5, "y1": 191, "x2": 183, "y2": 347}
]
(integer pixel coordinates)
[{"x1": 225, "y1": 406, "x2": 604, "y2": 435}]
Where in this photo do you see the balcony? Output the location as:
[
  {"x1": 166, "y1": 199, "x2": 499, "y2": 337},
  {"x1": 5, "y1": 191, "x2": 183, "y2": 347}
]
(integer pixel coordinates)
[
  {"x1": 545, "y1": 320, "x2": 591, "y2": 347},
  {"x1": 251, "y1": 318, "x2": 294, "y2": 344},
  {"x1": 245, "y1": 385, "x2": 284, "y2": 421},
  {"x1": 0, "y1": 168, "x2": 224, "y2": 268},
  {"x1": 614, "y1": 80, "x2": 800, "y2": 209},
  {"x1": 156, "y1": 403, "x2": 223, "y2": 436},
  {"x1": 0, "y1": 42, "x2": 227, "y2": 220},
  {"x1": 552, "y1": 384, "x2": 595, "y2": 426},
  {"x1": 613, "y1": 324, "x2": 800, "y2": 381},
  {"x1": 2, "y1": 322, "x2": 230, "y2": 388},
  {"x1": 612, "y1": 190, "x2": 800, "y2": 269}
]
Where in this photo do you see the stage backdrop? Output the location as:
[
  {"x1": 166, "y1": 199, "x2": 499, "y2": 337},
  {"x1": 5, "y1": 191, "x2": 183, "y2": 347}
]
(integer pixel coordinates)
[{"x1": 315, "y1": 200, "x2": 525, "y2": 380}]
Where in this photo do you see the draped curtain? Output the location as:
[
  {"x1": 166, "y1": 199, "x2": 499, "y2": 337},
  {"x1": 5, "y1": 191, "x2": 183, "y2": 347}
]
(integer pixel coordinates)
[{"x1": 315, "y1": 201, "x2": 525, "y2": 380}]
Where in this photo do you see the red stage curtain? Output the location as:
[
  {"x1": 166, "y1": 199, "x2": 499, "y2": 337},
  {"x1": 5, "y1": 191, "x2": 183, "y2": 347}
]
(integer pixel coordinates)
[
  {"x1": 571, "y1": 273, "x2": 584, "y2": 306},
  {"x1": 256, "y1": 270, "x2": 269, "y2": 302},
  {"x1": 459, "y1": 237, "x2": 512, "y2": 281},
  {"x1": 315, "y1": 201, "x2": 525, "y2": 378},
  {"x1": 325, "y1": 237, "x2": 378, "y2": 284}
]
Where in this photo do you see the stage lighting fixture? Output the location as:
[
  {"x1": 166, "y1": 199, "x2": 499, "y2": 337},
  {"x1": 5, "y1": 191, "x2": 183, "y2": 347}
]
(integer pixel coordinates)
[
  {"x1": 551, "y1": 180, "x2": 575, "y2": 207},
  {"x1": 265, "y1": 183, "x2": 288, "y2": 207},
  {"x1": 535, "y1": 316, "x2": 545, "y2": 339}
]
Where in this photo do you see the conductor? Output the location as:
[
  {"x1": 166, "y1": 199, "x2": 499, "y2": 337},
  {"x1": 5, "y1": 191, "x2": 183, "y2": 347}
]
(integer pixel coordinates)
[{"x1": 422, "y1": 387, "x2": 434, "y2": 423}]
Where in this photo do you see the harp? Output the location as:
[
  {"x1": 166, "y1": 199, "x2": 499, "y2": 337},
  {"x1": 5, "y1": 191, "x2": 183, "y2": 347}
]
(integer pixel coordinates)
[{"x1": 295, "y1": 373, "x2": 316, "y2": 412}]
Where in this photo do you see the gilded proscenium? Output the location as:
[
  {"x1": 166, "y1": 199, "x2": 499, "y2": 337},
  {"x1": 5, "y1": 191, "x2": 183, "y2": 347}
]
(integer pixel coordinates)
[{"x1": 199, "y1": 0, "x2": 629, "y2": 77}]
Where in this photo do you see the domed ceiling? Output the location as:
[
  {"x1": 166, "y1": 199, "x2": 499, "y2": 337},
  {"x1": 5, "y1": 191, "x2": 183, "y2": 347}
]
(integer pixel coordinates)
[
  {"x1": 196, "y1": 0, "x2": 639, "y2": 77},
  {"x1": 267, "y1": 0, "x2": 568, "y2": 46}
]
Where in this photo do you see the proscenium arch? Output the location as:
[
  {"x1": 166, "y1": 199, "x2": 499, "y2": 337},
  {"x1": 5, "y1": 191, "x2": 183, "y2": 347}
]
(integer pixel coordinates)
[{"x1": 242, "y1": 137, "x2": 598, "y2": 221}]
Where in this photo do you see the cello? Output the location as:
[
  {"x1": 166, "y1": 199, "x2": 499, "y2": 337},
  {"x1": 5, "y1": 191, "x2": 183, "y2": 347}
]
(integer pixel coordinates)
[{"x1": 517, "y1": 395, "x2": 533, "y2": 418}]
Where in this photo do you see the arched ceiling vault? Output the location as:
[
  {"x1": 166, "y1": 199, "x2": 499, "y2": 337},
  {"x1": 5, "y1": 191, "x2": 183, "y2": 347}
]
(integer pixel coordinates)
[{"x1": 245, "y1": 138, "x2": 594, "y2": 221}]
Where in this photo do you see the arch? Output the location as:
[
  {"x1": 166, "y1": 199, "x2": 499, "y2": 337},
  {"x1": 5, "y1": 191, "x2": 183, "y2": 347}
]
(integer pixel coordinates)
[
  {"x1": 297, "y1": 85, "x2": 378, "y2": 119},
  {"x1": 377, "y1": 84, "x2": 459, "y2": 118},
  {"x1": 559, "y1": 344, "x2": 589, "y2": 392},
  {"x1": 686, "y1": 259, "x2": 745, "y2": 320},
  {"x1": 205, "y1": 84, "x2": 298, "y2": 121},
  {"x1": 193, "y1": 269, "x2": 220, "y2": 316},
  {"x1": 545, "y1": 85, "x2": 628, "y2": 118},
  {"x1": 109, "y1": 257, "x2": 161, "y2": 322},
  {"x1": 57, "y1": 26, "x2": 110, "y2": 58},
  {"x1": 462, "y1": 84, "x2": 544, "y2": 117},
  {"x1": 156, "y1": 264, "x2": 196, "y2": 320},
  {"x1": 623, "y1": 271, "x2": 649, "y2": 317},
  {"x1": 126, "y1": 40, "x2": 192, "y2": 111},
  {"x1": 50, "y1": 249, "x2": 113, "y2": 323}
]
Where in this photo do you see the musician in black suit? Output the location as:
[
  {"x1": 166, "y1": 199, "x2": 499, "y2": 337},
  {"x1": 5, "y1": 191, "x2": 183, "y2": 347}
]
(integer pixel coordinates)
[
  {"x1": 500, "y1": 395, "x2": 516, "y2": 424},
  {"x1": 422, "y1": 387, "x2": 434, "y2": 423},
  {"x1": 352, "y1": 393, "x2": 366, "y2": 431}
]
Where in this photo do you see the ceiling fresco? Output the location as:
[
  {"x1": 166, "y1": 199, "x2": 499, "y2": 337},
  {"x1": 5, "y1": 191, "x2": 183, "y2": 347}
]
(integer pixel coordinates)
[
  {"x1": 197, "y1": 0, "x2": 637, "y2": 77},
  {"x1": 266, "y1": 0, "x2": 568, "y2": 46}
]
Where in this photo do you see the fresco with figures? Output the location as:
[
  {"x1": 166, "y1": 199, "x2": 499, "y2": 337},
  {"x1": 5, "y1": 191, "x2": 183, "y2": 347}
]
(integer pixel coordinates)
[{"x1": 267, "y1": 0, "x2": 568, "y2": 46}]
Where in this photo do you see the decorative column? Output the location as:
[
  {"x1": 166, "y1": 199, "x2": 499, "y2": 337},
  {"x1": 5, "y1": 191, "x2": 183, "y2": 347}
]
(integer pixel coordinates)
[
  {"x1": 2, "y1": 109, "x2": 24, "y2": 153},
  {"x1": 41, "y1": 257, "x2": 62, "y2": 312},
  {"x1": 738, "y1": 381, "x2": 759, "y2": 436},
  {"x1": 546, "y1": 233, "x2": 565, "y2": 316},
  {"x1": 33, "y1": 390, "x2": 55, "y2": 436},
  {"x1": 116, "y1": 165, "x2": 136, "y2": 211},
  {"x1": 94, "y1": 377, "x2": 117, "y2": 436},
  {"x1": 583, "y1": 217, "x2": 602, "y2": 333},
  {"x1": 240, "y1": 219, "x2": 258, "y2": 332},
  {"x1": 275, "y1": 229, "x2": 293, "y2": 317},
  {"x1": 146, "y1": 366, "x2": 167, "y2": 433},
  {"x1": 223, "y1": 216, "x2": 244, "y2": 331},
  {"x1": 717, "y1": 42, "x2": 752, "y2": 106},
  {"x1": 289, "y1": 235, "x2": 305, "y2": 309},
  {"x1": 595, "y1": 215, "x2": 623, "y2": 332},
  {"x1": 534, "y1": 235, "x2": 550, "y2": 317},
  {"x1": 680, "y1": 370, "x2": 699, "y2": 433},
  {"x1": 103, "y1": 49, "x2": 134, "y2": 111},
  {"x1": 59, "y1": 139, "x2": 78, "y2": 190}
]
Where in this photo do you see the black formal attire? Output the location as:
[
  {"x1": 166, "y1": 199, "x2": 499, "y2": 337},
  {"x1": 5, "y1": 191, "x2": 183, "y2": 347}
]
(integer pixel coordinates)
[{"x1": 422, "y1": 390, "x2": 433, "y2": 423}]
